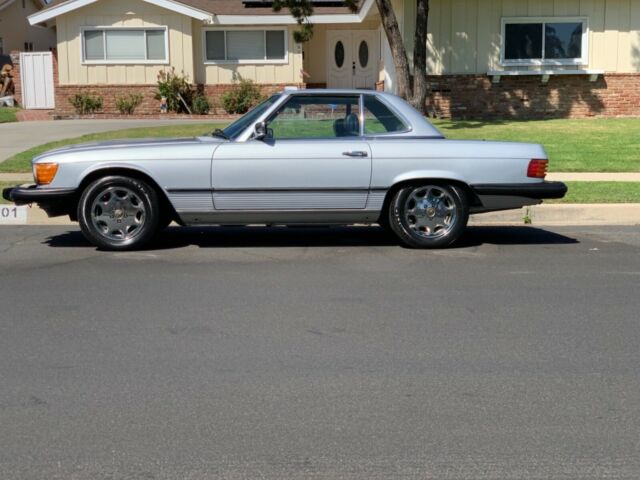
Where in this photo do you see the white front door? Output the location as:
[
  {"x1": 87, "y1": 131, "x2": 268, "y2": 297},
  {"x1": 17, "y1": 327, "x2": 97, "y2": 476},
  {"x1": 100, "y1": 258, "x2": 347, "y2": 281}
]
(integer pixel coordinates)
[{"x1": 326, "y1": 30, "x2": 379, "y2": 89}]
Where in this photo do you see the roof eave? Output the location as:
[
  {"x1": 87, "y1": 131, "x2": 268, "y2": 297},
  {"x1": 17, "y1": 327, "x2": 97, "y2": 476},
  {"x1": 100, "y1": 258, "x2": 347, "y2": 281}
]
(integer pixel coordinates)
[{"x1": 29, "y1": 0, "x2": 213, "y2": 26}]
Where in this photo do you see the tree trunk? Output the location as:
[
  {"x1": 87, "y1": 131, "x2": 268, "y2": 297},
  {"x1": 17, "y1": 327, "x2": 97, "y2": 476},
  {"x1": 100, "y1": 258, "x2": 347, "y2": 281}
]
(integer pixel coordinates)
[
  {"x1": 410, "y1": 0, "x2": 429, "y2": 113},
  {"x1": 375, "y1": 0, "x2": 412, "y2": 100}
]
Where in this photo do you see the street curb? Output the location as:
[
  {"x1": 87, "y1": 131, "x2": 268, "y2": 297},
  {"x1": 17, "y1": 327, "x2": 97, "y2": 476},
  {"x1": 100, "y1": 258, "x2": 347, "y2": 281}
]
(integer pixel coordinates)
[
  {"x1": 468, "y1": 204, "x2": 640, "y2": 226},
  {"x1": 6, "y1": 203, "x2": 639, "y2": 227}
]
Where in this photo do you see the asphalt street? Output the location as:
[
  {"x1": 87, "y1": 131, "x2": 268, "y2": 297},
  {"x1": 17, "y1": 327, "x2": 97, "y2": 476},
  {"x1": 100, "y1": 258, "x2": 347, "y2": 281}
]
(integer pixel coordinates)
[{"x1": 1, "y1": 225, "x2": 639, "y2": 480}]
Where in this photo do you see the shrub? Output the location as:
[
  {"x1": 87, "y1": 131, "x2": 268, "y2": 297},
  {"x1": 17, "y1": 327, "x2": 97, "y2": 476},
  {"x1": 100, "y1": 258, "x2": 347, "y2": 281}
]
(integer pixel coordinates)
[
  {"x1": 192, "y1": 94, "x2": 210, "y2": 115},
  {"x1": 69, "y1": 93, "x2": 103, "y2": 115},
  {"x1": 221, "y1": 79, "x2": 264, "y2": 114},
  {"x1": 155, "y1": 68, "x2": 193, "y2": 113},
  {"x1": 115, "y1": 93, "x2": 144, "y2": 115}
]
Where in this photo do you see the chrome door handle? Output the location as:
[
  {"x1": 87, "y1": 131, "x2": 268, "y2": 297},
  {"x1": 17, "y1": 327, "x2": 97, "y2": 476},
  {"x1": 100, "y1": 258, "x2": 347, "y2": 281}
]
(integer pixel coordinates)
[{"x1": 342, "y1": 151, "x2": 368, "y2": 157}]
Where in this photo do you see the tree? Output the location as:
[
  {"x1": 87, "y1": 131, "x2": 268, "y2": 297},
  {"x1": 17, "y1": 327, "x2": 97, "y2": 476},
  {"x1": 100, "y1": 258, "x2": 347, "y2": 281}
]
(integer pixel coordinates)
[{"x1": 274, "y1": 0, "x2": 430, "y2": 113}]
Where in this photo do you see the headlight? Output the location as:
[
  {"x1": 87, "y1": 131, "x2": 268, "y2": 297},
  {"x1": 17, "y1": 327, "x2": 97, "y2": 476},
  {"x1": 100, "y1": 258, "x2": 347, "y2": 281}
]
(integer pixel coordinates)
[{"x1": 34, "y1": 163, "x2": 59, "y2": 185}]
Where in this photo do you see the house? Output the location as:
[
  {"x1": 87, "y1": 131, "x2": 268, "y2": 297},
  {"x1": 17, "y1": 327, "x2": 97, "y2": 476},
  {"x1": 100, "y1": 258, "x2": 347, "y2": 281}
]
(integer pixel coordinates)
[
  {"x1": 0, "y1": 0, "x2": 55, "y2": 55},
  {"x1": 23, "y1": 0, "x2": 640, "y2": 118}
]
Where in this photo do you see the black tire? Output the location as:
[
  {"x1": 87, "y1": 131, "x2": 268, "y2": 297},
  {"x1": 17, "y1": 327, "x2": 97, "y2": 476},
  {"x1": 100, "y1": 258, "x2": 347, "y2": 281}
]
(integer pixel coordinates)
[
  {"x1": 77, "y1": 175, "x2": 161, "y2": 250},
  {"x1": 388, "y1": 183, "x2": 469, "y2": 248}
]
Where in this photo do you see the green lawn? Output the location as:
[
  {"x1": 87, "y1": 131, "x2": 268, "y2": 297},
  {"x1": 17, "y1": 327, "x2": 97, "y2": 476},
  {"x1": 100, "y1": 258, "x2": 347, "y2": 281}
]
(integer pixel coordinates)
[
  {"x1": 548, "y1": 182, "x2": 640, "y2": 203},
  {"x1": 2, "y1": 117, "x2": 640, "y2": 174},
  {"x1": 0, "y1": 107, "x2": 19, "y2": 123},
  {"x1": 432, "y1": 118, "x2": 640, "y2": 172}
]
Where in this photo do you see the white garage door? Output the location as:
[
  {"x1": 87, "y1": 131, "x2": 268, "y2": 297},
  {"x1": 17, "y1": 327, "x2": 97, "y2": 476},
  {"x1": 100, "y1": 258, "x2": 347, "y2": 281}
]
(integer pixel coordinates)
[{"x1": 20, "y1": 52, "x2": 55, "y2": 109}]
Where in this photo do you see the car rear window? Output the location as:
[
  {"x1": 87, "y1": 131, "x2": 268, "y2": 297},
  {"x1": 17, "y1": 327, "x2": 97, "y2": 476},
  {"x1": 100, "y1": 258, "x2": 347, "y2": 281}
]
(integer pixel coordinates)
[{"x1": 363, "y1": 96, "x2": 408, "y2": 135}]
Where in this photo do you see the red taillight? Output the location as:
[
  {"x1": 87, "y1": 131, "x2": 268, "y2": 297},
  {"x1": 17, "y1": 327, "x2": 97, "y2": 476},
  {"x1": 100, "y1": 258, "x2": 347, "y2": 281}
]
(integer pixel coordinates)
[{"x1": 527, "y1": 159, "x2": 548, "y2": 178}]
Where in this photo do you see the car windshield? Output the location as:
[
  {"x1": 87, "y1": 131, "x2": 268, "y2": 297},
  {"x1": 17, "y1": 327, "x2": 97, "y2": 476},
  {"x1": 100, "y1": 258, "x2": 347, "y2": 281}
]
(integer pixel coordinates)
[{"x1": 221, "y1": 94, "x2": 281, "y2": 140}]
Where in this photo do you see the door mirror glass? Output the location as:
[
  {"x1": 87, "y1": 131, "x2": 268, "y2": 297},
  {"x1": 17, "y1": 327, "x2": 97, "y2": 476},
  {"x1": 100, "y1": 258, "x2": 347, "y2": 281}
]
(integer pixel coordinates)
[{"x1": 254, "y1": 121, "x2": 267, "y2": 140}]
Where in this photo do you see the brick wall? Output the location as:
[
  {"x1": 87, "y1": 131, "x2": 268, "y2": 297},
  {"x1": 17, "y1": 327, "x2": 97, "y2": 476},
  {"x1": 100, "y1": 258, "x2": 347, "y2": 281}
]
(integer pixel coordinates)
[
  {"x1": 54, "y1": 83, "x2": 306, "y2": 117},
  {"x1": 425, "y1": 74, "x2": 640, "y2": 119},
  {"x1": 32, "y1": 64, "x2": 640, "y2": 119}
]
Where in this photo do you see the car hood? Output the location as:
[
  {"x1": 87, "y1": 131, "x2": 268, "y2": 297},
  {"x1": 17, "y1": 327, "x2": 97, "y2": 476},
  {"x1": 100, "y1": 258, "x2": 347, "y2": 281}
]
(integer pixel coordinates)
[{"x1": 34, "y1": 137, "x2": 223, "y2": 161}]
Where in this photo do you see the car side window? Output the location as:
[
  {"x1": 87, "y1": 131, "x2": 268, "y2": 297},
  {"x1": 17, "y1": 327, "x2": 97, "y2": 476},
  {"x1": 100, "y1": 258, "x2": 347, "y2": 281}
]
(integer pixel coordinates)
[
  {"x1": 267, "y1": 95, "x2": 361, "y2": 140},
  {"x1": 363, "y1": 96, "x2": 408, "y2": 135}
]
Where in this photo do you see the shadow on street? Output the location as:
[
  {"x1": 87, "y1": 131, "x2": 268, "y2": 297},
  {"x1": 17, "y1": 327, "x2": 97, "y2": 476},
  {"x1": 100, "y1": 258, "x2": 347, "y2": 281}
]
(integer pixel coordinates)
[{"x1": 44, "y1": 225, "x2": 579, "y2": 250}]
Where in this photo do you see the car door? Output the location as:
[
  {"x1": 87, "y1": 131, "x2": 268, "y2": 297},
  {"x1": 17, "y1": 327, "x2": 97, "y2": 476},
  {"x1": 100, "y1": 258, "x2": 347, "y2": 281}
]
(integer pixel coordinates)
[{"x1": 212, "y1": 94, "x2": 372, "y2": 211}]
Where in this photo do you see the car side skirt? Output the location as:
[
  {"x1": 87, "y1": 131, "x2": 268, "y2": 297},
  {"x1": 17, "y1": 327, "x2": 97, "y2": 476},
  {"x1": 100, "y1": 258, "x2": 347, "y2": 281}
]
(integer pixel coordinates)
[{"x1": 177, "y1": 209, "x2": 383, "y2": 226}]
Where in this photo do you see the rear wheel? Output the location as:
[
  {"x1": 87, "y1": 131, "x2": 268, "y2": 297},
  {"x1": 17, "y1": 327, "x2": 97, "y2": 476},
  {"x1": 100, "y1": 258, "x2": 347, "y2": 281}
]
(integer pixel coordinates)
[
  {"x1": 388, "y1": 183, "x2": 469, "y2": 248},
  {"x1": 77, "y1": 176, "x2": 161, "y2": 250}
]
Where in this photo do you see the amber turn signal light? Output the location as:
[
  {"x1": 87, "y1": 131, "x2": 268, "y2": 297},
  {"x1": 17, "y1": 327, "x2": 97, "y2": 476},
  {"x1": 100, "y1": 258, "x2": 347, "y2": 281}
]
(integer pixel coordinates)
[
  {"x1": 527, "y1": 159, "x2": 548, "y2": 179},
  {"x1": 34, "y1": 163, "x2": 59, "y2": 185}
]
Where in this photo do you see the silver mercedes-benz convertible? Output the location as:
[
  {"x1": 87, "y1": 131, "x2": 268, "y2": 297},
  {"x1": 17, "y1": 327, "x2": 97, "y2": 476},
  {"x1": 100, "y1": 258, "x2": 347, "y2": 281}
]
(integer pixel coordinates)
[{"x1": 4, "y1": 89, "x2": 566, "y2": 250}]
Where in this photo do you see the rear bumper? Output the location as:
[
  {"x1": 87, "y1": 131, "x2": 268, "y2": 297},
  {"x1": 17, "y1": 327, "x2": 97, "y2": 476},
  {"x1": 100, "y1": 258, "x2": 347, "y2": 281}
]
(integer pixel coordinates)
[
  {"x1": 470, "y1": 181, "x2": 567, "y2": 199},
  {"x1": 3, "y1": 184, "x2": 77, "y2": 217}
]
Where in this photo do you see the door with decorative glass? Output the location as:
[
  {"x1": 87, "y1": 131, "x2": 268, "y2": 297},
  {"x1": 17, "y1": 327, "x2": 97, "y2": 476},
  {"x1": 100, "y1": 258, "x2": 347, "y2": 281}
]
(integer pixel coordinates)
[{"x1": 326, "y1": 30, "x2": 379, "y2": 89}]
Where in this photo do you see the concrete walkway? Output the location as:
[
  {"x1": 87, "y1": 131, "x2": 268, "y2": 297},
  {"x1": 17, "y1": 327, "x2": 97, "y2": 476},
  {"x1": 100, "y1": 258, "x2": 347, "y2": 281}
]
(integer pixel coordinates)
[
  {"x1": 547, "y1": 172, "x2": 640, "y2": 182},
  {"x1": 0, "y1": 119, "x2": 211, "y2": 163}
]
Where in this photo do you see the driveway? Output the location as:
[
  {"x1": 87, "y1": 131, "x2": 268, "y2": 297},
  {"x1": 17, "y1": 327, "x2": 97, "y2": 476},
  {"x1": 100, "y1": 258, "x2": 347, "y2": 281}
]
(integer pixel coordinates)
[{"x1": 0, "y1": 119, "x2": 210, "y2": 162}]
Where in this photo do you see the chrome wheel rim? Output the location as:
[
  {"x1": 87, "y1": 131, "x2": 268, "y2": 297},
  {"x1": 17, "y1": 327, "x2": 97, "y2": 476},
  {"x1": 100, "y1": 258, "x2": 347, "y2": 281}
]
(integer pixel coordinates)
[
  {"x1": 90, "y1": 186, "x2": 146, "y2": 242},
  {"x1": 403, "y1": 185, "x2": 457, "y2": 239}
]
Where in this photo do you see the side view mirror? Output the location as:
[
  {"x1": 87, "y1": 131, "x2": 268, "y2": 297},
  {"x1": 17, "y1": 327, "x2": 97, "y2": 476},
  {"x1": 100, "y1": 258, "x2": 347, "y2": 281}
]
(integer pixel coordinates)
[{"x1": 254, "y1": 121, "x2": 267, "y2": 140}]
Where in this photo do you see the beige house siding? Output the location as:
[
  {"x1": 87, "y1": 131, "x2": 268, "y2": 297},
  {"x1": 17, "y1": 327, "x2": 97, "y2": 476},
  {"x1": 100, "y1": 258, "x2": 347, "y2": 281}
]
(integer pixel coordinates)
[
  {"x1": 425, "y1": 0, "x2": 640, "y2": 74},
  {"x1": 56, "y1": 0, "x2": 193, "y2": 85},
  {"x1": 0, "y1": 0, "x2": 56, "y2": 53},
  {"x1": 192, "y1": 23, "x2": 303, "y2": 85}
]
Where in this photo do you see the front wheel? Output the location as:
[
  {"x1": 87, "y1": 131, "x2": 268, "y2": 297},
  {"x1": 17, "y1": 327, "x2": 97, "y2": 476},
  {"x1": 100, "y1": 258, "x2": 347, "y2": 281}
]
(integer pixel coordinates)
[
  {"x1": 77, "y1": 176, "x2": 161, "y2": 250},
  {"x1": 388, "y1": 183, "x2": 469, "y2": 248}
]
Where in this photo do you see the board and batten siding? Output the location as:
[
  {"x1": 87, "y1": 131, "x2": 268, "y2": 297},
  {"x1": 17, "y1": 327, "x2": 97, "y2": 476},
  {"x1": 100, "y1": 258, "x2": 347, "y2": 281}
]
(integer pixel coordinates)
[
  {"x1": 423, "y1": 0, "x2": 640, "y2": 74},
  {"x1": 56, "y1": 0, "x2": 194, "y2": 85},
  {"x1": 193, "y1": 23, "x2": 303, "y2": 85}
]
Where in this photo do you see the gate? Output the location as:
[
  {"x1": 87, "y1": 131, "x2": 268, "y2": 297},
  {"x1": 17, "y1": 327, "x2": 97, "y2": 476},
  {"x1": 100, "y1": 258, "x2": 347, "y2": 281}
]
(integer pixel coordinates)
[{"x1": 19, "y1": 52, "x2": 55, "y2": 109}]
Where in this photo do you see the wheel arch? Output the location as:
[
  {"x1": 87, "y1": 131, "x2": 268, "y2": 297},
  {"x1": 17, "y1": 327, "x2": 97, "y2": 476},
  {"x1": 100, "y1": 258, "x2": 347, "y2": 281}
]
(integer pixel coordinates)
[
  {"x1": 74, "y1": 167, "x2": 178, "y2": 223},
  {"x1": 378, "y1": 178, "x2": 481, "y2": 224}
]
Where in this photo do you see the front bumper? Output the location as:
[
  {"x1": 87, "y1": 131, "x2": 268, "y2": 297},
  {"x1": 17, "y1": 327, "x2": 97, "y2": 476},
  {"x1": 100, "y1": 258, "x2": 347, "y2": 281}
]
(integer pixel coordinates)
[
  {"x1": 3, "y1": 184, "x2": 77, "y2": 217},
  {"x1": 470, "y1": 181, "x2": 567, "y2": 199}
]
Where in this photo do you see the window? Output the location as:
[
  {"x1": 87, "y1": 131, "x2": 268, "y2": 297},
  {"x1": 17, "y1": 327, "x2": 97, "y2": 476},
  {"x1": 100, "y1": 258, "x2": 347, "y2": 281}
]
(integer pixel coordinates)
[
  {"x1": 363, "y1": 96, "x2": 408, "y2": 135},
  {"x1": 82, "y1": 28, "x2": 168, "y2": 63},
  {"x1": 24, "y1": 42, "x2": 33, "y2": 52},
  {"x1": 501, "y1": 18, "x2": 587, "y2": 65},
  {"x1": 204, "y1": 29, "x2": 287, "y2": 63},
  {"x1": 267, "y1": 95, "x2": 361, "y2": 139}
]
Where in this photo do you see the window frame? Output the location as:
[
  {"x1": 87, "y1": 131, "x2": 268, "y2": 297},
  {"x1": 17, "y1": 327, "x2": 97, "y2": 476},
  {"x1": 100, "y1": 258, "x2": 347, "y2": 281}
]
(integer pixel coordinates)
[
  {"x1": 500, "y1": 17, "x2": 589, "y2": 67},
  {"x1": 80, "y1": 26, "x2": 170, "y2": 65},
  {"x1": 203, "y1": 27, "x2": 289, "y2": 65}
]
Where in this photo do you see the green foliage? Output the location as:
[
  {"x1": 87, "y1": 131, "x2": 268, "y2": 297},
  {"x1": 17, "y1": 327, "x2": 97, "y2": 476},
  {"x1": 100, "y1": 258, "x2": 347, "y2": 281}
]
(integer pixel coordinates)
[
  {"x1": 192, "y1": 94, "x2": 211, "y2": 115},
  {"x1": 155, "y1": 68, "x2": 193, "y2": 113},
  {"x1": 69, "y1": 93, "x2": 103, "y2": 115},
  {"x1": 115, "y1": 93, "x2": 144, "y2": 115},
  {"x1": 272, "y1": 0, "x2": 358, "y2": 42},
  {"x1": 221, "y1": 79, "x2": 264, "y2": 115}
]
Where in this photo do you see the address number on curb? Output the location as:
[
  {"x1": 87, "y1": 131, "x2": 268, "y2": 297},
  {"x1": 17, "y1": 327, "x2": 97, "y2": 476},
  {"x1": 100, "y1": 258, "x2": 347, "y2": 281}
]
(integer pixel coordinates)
[{"x1": 0, "y1": 205, "x2": 28, "y2": 224}]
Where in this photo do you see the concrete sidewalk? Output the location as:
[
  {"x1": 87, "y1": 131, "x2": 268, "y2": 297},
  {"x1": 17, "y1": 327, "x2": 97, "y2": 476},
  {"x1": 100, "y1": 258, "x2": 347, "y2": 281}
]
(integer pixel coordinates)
[{"x1": 0, "y1": 119, "x2": 210, "y2": 163}]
